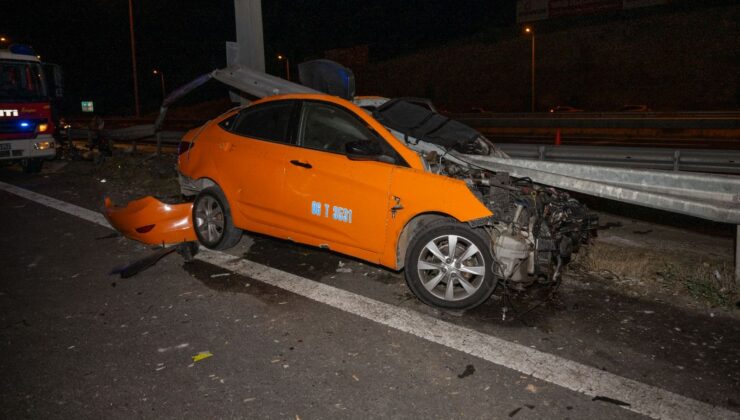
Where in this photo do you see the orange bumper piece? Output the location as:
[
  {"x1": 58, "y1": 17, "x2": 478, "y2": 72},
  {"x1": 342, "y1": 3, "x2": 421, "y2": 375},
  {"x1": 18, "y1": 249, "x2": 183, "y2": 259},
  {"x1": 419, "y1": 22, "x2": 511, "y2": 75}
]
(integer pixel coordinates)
[{"x1": 103, "y1": 196, "x2": 196, "y2": 245}]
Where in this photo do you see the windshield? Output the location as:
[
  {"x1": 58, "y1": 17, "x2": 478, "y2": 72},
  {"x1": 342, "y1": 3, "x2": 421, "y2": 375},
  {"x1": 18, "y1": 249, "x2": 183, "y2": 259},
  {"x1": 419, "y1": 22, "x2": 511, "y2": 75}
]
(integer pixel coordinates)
[{"x1": 0, "y1": 60, "x2": 47, "y2": 102}]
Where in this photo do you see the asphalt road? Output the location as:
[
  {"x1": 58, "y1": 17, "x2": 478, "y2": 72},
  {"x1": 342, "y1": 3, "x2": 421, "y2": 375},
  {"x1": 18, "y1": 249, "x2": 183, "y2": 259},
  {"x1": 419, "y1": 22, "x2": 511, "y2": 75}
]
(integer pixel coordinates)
[{"x1": 1, "y1": 163, "x2": 739, "y2": 419}]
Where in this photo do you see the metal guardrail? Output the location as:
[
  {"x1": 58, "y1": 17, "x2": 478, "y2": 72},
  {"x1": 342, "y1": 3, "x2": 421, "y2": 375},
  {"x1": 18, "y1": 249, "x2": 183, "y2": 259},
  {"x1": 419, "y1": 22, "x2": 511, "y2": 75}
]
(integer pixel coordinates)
[
  {"x1": 497, "y1": 143, "x2": 740, "y2": 174},
  {"x1": 66, "y1": 125, "x2": 740, "y2": 174},
  {"x1": 459, "y1": 153, "x2": 740, "y2": 281},
  {"x1": 66, "y1": 127, "x2": 184, "y2": 154},
  {"x1": 456, "y1": 112, "x2": 740, "y2": 129}
]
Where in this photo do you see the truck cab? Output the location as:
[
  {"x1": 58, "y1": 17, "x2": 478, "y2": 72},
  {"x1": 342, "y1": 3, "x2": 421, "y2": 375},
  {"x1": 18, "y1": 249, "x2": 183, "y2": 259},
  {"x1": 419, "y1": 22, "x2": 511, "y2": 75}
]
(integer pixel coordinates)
[{"x1": 0, "y1": 44, "x2": 62, "y2": 173}]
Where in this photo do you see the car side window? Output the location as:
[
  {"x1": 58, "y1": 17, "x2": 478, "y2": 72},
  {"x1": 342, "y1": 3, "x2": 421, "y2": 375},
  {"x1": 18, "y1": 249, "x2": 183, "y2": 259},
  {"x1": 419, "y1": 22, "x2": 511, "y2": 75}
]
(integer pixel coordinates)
[
  {"x1": 231, "y1": 102, "x2": 295, "y2": 144},
  {"x1": 299, "y1": 101, "x2": 380, "y2": 154}
]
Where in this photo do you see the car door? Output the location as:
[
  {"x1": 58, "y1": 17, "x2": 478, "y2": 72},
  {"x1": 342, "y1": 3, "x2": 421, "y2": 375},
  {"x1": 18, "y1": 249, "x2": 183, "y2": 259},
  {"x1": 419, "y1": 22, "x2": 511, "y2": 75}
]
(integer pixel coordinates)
[
  {"x1": 215, "y1": 100, "x2": 299, "y2": 230},
  {"x1": 282, "y1": 100, "x2": 402, "y2": 262}
]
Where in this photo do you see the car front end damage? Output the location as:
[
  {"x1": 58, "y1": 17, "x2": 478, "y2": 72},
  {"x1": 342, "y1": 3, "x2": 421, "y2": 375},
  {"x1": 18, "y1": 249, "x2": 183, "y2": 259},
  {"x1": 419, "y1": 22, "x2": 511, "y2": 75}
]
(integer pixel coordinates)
[
  {"x1": 373, "y1": 98, "x2": 599, "y2": 289},
  {"x1": 445, "y1": 161, "x2": 597, "y2": 288},
  {"x1": 103, "y1": 196, "x2": 196, "y2": 245}
]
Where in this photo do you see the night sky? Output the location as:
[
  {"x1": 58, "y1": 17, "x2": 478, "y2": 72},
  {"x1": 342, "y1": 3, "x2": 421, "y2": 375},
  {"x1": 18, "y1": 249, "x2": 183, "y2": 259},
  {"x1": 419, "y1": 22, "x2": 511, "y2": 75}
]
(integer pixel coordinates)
[{"x1": 2, "y1": 1, "x2": 515, "y2": 116}]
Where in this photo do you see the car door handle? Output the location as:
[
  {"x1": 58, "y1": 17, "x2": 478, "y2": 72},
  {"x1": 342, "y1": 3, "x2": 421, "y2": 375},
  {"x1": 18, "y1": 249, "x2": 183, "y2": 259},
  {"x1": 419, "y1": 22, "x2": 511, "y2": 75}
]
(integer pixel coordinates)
[{"x1": 290, "y1": 160, "x2": 312, "y2": 169}]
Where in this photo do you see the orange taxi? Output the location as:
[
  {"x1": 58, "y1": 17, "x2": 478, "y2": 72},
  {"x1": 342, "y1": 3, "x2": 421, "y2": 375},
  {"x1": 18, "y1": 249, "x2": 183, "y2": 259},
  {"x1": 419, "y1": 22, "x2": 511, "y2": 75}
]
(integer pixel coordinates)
[{"x1": 105, "y1": 93, "x2": 595, "y2": 310}]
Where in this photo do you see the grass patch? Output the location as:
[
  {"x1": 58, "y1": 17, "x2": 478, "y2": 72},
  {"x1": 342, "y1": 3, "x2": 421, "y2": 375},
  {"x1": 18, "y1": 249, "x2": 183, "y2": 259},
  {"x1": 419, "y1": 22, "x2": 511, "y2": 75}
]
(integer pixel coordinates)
[
  {"x1": 657, "y1": 262, "x2": 737, "y2": 308},
  {"x1": 573, "y1": 242, "x2": 737, "y2": 308}
]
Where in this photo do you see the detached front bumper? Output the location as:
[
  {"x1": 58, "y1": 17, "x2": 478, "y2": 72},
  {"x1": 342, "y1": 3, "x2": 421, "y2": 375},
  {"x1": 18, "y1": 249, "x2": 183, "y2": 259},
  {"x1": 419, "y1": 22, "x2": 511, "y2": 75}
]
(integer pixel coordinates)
[{"x1": 103, "y1": 196, "x2": 196, "y2": 245}]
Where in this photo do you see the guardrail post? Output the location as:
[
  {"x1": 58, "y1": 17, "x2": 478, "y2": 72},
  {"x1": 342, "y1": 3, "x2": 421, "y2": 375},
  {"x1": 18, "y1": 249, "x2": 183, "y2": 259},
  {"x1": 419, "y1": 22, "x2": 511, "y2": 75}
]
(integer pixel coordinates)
[
  {"x1": 538, "y1": 146, "x2": 546, "y2": 161},
  {"x1": 156, "y1": 131, "x2": 162, "y2": 156},
  {"x1": 673, "y1": 150, "x2": 680, "y2": 171}
]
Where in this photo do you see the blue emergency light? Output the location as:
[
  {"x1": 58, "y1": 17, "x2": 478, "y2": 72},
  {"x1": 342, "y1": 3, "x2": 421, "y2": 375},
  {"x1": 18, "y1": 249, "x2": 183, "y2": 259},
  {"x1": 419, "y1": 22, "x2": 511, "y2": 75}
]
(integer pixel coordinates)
[{"x1": 9, "y1": 44, "x2": 36, "y2": 56}]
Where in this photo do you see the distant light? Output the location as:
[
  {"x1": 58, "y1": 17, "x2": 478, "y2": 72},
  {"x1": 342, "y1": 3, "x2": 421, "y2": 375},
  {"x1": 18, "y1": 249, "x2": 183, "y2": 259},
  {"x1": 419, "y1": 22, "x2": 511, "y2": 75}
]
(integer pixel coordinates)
[
  {"x1": 81, "y1": 101, "x2": 94, "y2": 113},
  {"x1": 152, "y1": 69, "x2": 159, "y2": 75},
  {"x1": 20, "y1": 122, "x2": 30, "y2": 128},
  {"x1": 277, "y1": 54, "x2": 285, "y2": 60},
  {"x1": 0, "y1": 37, "x2": 7, "y2": 42}
]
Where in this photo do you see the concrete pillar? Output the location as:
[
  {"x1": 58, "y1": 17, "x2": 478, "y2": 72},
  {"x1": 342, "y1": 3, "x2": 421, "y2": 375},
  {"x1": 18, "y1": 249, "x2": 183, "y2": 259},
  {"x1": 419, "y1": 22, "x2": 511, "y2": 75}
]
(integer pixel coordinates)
[
  {"x1": 233, "y1": 0, "x2": 265, "y2": 72},
  {"x1": 232, "y1": 0, "x2": 265, "y2": 105}
]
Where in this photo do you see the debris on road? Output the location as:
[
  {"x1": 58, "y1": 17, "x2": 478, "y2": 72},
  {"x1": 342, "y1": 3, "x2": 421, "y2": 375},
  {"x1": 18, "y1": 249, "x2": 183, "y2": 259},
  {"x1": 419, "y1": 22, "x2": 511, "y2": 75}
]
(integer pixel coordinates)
[
  {"x1": 109, "y1": 242, "x2": 199, "y2": 278},
  {"x1": 110, "y1": 246, "x2": 179, "y2": 278},
  {"x1": 592, "y1": 395, "x2": 631, "y2": 407},
  {"x1": 457, "y1": 364, "x2": 475, "y2": 378},
  {"x1": 508, "y1": 404, "x2": 535, "y2": 417},
  {"x1": 157, "y1": 343, "x2": 189, "y2": 353},
  {"x1": 191, "y1": 351, "x2": 213, "y2": 362}
]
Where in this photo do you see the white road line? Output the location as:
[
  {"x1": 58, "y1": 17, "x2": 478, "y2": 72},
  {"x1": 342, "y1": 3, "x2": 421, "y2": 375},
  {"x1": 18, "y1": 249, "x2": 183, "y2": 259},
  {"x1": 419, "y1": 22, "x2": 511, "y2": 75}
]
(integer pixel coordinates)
[
  {"x1": 1, "y1": 181, "x2": 737, "y2": 420},
  {"x1": 0, "y1": 181, "x2": 111, "y2": 229}
]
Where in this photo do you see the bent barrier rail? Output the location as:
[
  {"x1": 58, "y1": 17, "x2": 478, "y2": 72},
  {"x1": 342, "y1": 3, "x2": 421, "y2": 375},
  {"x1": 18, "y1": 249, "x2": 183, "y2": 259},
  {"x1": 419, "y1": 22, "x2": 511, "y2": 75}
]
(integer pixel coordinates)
[
  {"x1": 457, "y1": 153, "x2": 740, "y2": 281},
  {"x1": 496, "y1": 143, "x2": 740, "y2": 175}
]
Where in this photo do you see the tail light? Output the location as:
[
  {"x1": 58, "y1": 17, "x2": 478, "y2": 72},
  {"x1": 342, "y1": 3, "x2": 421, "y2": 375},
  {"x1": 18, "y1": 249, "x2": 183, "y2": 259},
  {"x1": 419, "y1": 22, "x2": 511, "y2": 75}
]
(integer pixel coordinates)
[
  {"x1": 135, "y1": 224, "x2": 155, "y2": 233},
  {"x1": 178, "y1": 140, "x2": 193, "y2": 155}
]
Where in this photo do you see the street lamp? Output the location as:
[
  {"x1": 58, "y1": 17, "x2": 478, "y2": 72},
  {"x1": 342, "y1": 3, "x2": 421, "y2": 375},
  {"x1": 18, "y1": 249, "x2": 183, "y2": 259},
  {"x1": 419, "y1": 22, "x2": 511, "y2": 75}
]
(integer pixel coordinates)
[
  {"x1": 277, "y1": 54, "x2": 290, "y2": 81},
  {"x1": 524, "y1": 26, "x2": 536, "y2": 112},
  {"x1": 152, "y1": 69, "x2": 166, "y2": 100},
  {"x1": 128, "y1": 0, "x2": 141, "y2": 117}
]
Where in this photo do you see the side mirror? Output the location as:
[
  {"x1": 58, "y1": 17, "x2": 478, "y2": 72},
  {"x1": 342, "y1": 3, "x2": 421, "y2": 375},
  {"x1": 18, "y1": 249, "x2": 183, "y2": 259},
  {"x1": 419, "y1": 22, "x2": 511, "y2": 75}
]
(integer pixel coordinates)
[{"x1": 345, "y1": 141, "x2": 395, "y2": 164}]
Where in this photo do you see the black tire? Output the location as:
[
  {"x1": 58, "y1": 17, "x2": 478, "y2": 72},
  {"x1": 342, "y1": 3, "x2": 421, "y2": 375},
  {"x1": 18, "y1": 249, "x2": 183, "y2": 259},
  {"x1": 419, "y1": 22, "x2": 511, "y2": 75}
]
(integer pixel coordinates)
[
  {"x1": 21, "y1": 158, "x2": 43, "y2": 173},
  {"x1": 192, "y1": 186, "x2": 242, "y2": 250},
  {"x1": 404, "y1": 219, "x2": 497, "y2": 310}
]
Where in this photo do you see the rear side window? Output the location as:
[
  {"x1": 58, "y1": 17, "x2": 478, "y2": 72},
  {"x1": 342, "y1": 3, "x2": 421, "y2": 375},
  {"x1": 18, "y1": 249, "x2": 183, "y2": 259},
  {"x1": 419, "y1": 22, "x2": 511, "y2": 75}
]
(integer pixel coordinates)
[{"x1": 231, "y1": 101, "x2": 295, "y2": 143}]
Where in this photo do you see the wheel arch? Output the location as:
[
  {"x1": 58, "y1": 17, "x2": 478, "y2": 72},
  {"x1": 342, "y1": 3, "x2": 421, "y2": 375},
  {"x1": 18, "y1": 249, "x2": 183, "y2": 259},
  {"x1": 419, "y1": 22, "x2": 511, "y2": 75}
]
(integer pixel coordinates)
[
  {"x1": 395, "y1": 212, "x2": 456, "y2": 270},
  {"x1": 179, "y1": 175, "x2": 218, "y2": 196}
]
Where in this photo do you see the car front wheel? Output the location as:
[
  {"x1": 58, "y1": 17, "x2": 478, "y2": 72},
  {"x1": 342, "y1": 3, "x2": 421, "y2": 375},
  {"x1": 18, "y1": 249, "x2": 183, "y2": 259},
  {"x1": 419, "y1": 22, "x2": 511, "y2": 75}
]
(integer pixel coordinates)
[
  {"x1": 404, "y1": 220, "x2": 497, "y2": 310},
  {"x1": 193, "y1": 187, "x2": 242, "y2": 250}
]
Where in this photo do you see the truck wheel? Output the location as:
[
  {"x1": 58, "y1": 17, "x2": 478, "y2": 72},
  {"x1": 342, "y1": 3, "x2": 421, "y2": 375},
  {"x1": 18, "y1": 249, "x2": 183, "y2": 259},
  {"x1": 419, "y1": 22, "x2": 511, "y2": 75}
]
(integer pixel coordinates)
[
  {"x1": 21, "y1": 158, "x2": 43, "y2": 173},
  {"x1": 404, "y1": 220, "x2": 496, "y2": 310},
  {"x1": 192, "y1": 187, "x2": 241, "y2": 250}
]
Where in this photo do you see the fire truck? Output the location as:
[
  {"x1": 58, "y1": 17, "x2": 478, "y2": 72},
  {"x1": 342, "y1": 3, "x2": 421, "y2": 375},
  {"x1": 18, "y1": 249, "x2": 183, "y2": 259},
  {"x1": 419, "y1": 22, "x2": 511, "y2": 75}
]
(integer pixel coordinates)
[{"x1": 0, "y1": 44, "x2": 63, "y2": 173}]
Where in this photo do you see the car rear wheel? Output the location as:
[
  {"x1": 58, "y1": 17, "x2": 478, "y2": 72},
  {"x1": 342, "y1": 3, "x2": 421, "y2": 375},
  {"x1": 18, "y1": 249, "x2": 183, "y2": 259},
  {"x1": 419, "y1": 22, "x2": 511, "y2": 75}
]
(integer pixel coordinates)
[
  {"x1": 193, "y1": 187, "x2": 241, "y2": 250},
  {"x1": 404, "y1": 220, "x2": 497, "y2": 310}
]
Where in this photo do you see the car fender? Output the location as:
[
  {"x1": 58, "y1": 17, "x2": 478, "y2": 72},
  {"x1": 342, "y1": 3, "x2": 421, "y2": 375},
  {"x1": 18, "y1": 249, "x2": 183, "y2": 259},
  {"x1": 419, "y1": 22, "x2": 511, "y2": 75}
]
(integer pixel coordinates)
[{"x1": 379, "y1": 167, "x2": 493, "y2": 269}]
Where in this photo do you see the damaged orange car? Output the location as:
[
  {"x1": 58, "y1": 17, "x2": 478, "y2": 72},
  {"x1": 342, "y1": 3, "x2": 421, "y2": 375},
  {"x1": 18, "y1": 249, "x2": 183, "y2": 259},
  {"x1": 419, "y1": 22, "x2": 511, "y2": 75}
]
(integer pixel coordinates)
[{"x1": 105, "y1": 94, "x2": 596, "y2": 310}]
